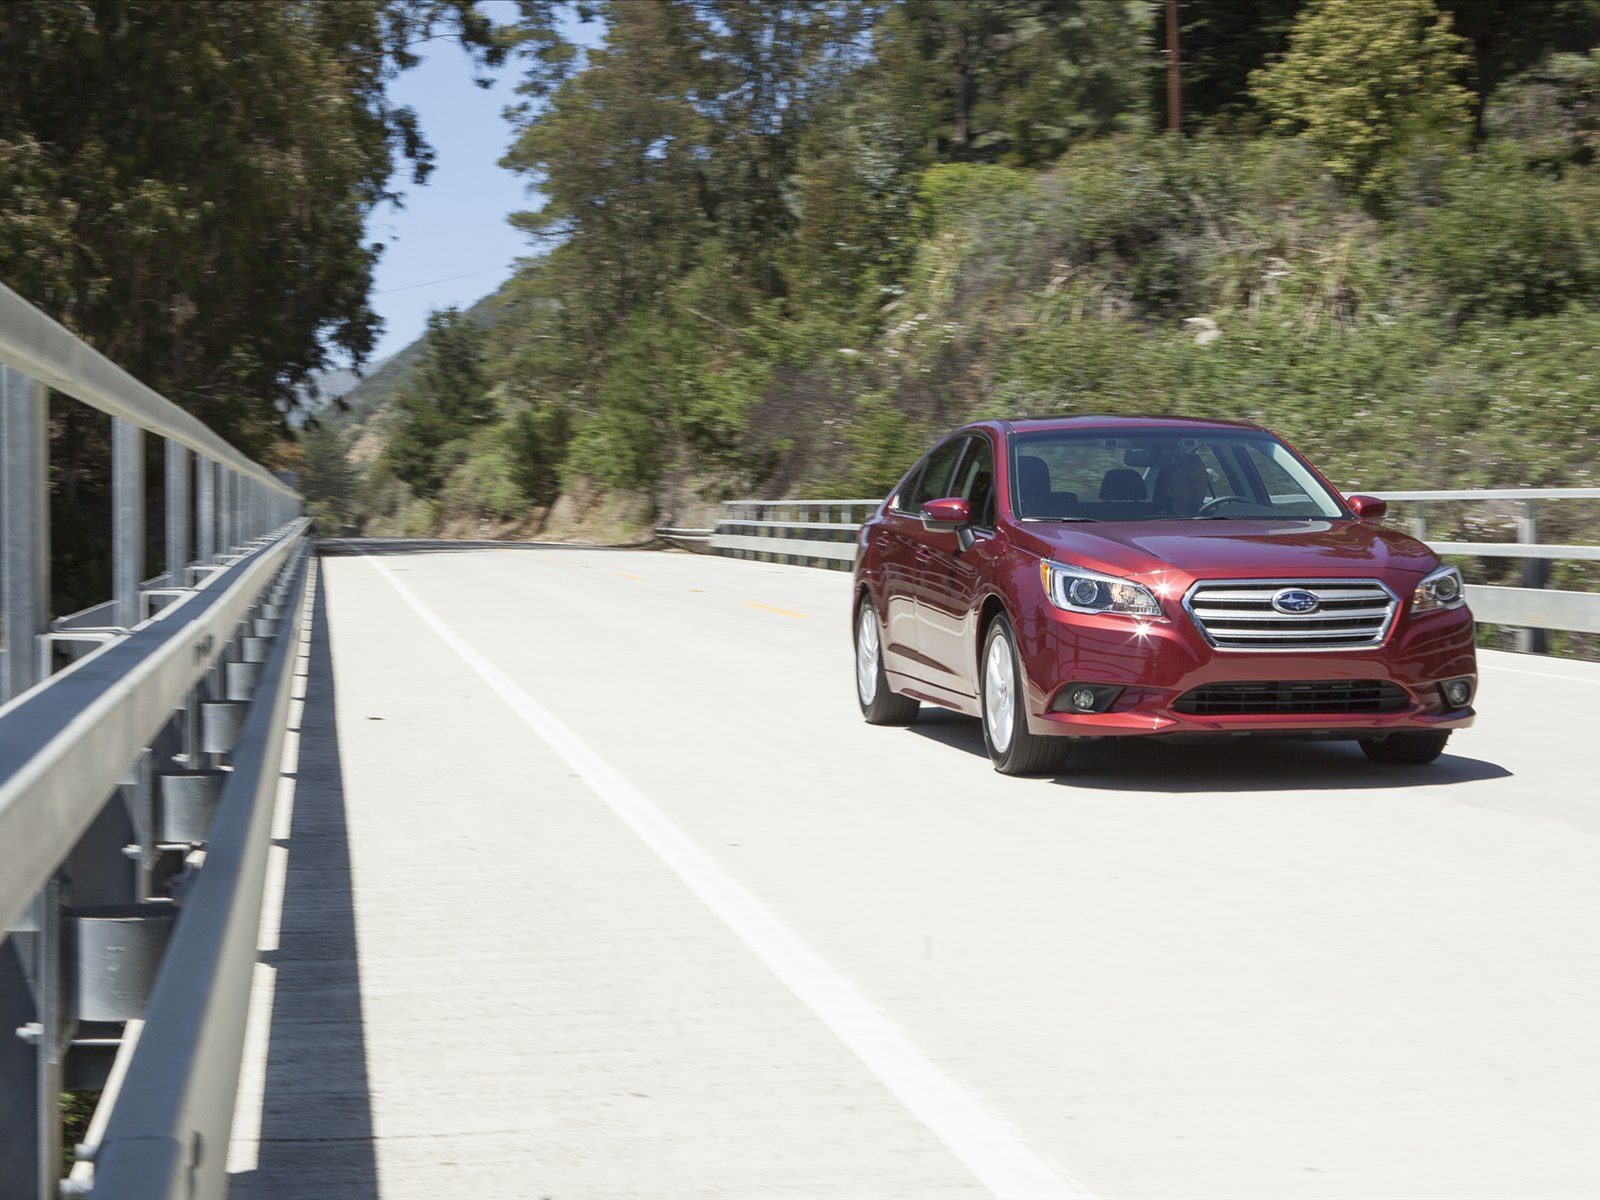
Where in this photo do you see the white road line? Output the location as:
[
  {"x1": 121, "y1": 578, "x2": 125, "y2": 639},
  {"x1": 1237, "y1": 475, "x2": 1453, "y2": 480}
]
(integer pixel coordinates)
[
  {"x1": 1484, "y1": 663, "x2": 1600, "y2": 684},
  {"x1": 361, "y1": 552, "x2": 1094, "y2": 1200}
]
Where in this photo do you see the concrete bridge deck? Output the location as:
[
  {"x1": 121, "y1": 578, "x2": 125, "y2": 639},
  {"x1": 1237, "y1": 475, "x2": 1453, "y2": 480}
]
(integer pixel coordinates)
[{"x1": 227, "y1": 544, "x2": 1600, "y2": 1200}]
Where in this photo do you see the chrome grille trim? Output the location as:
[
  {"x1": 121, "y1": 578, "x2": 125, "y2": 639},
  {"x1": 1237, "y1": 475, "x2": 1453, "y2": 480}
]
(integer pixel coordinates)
[{"x1": 1183, "y1": 578, "x2": 1398, "y2": 651}]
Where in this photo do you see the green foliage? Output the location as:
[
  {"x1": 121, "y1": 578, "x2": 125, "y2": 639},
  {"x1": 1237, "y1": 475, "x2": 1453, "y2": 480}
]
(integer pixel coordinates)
[
  {"x1": 1162, "y1": 0, "x2": 1302, "y2": 128},
  {"x1": 299, "y1": 424, "x2": 361, "y2": 535},
  {"x1": 334, "y1": 0, "x2": 1600, "y2": 598},
  {"x1": 0, "y1": 0, "x2": 504, "y2": 453},
  {"x1": 386, "y1": 307, "x2": 494, "y2": 496},
  {"x1": 507, "y1": 401, "x2": 572, "y2": 506},
  {"x1": 784, "y1": 93, "x2": 923, "y2": 328},
  {"x1": 61, "y1": 1091, "x2": 97, "y2": 1175},
  {"x1": 1437, "y1": 0, "x2": 1600, "y2": 140},
  {"x1": 833, "y1": 392, "x2": 934, "y2": 498},
  {"x1": 1410, "y1": 145, "x2": 1600, "y2": 320},
  {"x1": 1251, "y1": 0, "x2": 1473, "y2": 209},
  {"x1": 1487, "y1": 48, "x2": 1600, "y2": 168},
  {"x1": 438, "y1": 430, "x2": 531, "y2": 521},
  {"x1": 874, "y1": 0, "x2": 1154, "y2": 166}
]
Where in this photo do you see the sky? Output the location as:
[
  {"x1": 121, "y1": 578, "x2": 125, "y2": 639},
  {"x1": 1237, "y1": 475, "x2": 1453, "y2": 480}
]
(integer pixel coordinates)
[{"x1": 362, "y1": 2, "x2": 555, "y2": 365}]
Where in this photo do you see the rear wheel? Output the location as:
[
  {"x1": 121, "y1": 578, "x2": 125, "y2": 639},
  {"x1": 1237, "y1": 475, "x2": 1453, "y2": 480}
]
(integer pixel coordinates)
[
  {"x1": 856, "y1": 598, "x2": 919, "y2": 725},
  {"x1": 1359, "y1": 730, "x2": 1450, "y2": 765},
  {"x1": 981, "y1": 616, "x2": 1069, "y2": 776}
]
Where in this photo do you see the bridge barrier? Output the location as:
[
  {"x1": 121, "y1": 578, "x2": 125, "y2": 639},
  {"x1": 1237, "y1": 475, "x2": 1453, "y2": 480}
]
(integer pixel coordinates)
[
  {"x1": 688, "y1": 490, "x2": 1600, "y2": 646},
  {"x1": 1, "y1": 282, "x2": 304, "y2": 1200}
]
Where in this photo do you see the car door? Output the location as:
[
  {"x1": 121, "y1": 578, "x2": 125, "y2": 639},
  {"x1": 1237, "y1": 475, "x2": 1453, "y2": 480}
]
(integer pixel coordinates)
[
  {"x1": 877, "y1": 437, "x2": 965, "y2": 683},
  {"x1": 914, "y1": 433, "x2": 999, "y2": 698}
]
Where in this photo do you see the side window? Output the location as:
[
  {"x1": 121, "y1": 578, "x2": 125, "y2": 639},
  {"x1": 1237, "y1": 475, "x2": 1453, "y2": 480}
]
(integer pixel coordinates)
[
  {"x1": 949, "y1": 436, "x2": 996, "y2": 528},
  {"x1": 899, "y1": 439, "x2": 965, "y2": 513}
]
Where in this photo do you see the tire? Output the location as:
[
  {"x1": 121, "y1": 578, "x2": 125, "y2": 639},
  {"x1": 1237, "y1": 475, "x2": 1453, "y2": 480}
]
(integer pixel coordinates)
[
  {"x1": 1359, "y1": 730, "x2": 1451, "y2": 765},
  {"x1": 855, "y1": 598, "x2": 919, "y2": 725},
  {"x1": 980, "y1": 616, "x2": 1069, "y2": 776}
]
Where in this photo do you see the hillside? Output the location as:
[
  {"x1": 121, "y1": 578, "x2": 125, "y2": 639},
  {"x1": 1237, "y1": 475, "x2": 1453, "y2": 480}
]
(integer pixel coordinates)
[
  {"x1": 301, "y1": 0, "x2": 1600, "y2": 654},
  {"x1": 331, "y1": 288, "x2": 512, "y2": 438}
]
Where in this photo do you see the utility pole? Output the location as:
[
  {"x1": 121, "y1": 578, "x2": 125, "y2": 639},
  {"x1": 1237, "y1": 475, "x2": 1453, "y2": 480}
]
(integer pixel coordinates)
[{"x1": 1166, "y1": 0, "x2": 1181, "y2": 134}]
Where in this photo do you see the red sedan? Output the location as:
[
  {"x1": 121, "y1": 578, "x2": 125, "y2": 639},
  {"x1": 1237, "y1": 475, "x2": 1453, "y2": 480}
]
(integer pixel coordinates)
[{"x1": 852, "y1": 417, "x2": 1477, "y2": 775}]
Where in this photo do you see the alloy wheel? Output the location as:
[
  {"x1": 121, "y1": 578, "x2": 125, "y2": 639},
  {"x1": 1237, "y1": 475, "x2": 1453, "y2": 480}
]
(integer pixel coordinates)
[
  {"x1": 984, "y1": 634, "x2": 1015, "y2": 752},
  {"x1": 856, "y1": 607, "x2": 880, "y2": 705}
]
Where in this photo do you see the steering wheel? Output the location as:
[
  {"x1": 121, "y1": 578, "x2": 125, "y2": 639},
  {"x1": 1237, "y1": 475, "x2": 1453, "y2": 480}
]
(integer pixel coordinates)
[{"x1": 1197, "y1": 495, "x2": 1250, "y2": 516}]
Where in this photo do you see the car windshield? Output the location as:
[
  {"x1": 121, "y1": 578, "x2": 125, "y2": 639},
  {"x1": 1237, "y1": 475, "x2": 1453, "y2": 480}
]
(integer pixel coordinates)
[{"x1": 1009, "y1": 428, "x2": 1347, "y2": 522}]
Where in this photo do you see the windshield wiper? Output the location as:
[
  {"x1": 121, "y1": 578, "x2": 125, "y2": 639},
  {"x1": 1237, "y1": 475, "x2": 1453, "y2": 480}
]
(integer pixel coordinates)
[{"x1": 1020, "y1": 516, "x2": 1097, "y2": 523}]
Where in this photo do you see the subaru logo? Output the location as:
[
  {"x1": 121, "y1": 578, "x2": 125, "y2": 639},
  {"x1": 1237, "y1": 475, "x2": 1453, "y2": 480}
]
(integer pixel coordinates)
[{"x1": 1272, "y1": 588, "x2": 1321, "y2": 614}]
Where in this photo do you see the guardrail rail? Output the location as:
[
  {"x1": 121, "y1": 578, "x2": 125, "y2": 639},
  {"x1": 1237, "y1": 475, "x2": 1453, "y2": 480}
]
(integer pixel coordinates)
[{"x1": 1, "y1": 282, "x2": 305, "y2": 1200}]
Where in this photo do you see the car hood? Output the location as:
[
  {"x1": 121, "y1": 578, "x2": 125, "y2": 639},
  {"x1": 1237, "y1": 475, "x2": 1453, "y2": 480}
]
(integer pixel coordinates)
[{"x1": 1022, "y1": 518, "x2": 1438, "y2": 581}]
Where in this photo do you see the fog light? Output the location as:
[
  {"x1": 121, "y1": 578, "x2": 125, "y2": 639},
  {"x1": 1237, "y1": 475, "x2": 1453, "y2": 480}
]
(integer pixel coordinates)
[
  {"x1": 1051, "y1": 683, "x2": 1124, "y2": 714},
  {"x1": 1441, "y1": 678, "x2": 1473, "y2": 707}
]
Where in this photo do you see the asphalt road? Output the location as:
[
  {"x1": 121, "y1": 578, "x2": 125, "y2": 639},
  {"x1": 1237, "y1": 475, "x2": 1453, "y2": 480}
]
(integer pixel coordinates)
[{"x1": 230, "y1": 543, "x2": 1600, "y2": 1200}]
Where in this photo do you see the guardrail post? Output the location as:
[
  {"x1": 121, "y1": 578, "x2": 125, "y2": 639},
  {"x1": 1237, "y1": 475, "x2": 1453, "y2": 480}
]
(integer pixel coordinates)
[
  {"x1": 196, "y1": 456, "x2": 215, "y2": 566},
  {"x1": 0, "y1": 877, "x2": 64, "y2": 1200},
  {"x1": 165, "y1": 441, "x2": 189, "y2": 589},
  {"x1": 219, "y1": 468, "x2": 233, "y2": 554},
  {"x1": 1410, "y1": 500, "x2": 1427, "y2": 542},
  {"x1": 113, "y1": 420, "x2": 144, "y2": 630},
  {"x1": 2, "y1": 367, "x2": 49, "y2": 703},
  {"x1": 1517, "y1": 499, "x2": 1549, "y2": 654}
]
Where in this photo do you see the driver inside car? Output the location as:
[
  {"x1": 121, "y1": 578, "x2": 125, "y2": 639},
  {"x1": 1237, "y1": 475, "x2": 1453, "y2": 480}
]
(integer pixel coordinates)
[{"x1": 1154, "y1": 452, "x2": 1210, "y2": 516}]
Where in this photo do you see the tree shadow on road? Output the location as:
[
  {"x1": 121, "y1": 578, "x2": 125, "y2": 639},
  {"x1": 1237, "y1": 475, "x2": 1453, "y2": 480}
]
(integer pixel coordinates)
[
  {"x1": 903, "y1": 707, "x2": 1512, "y2": 792},
  {"x1": 229, "y1": 569, "x2": 379, "y2": 1199}
]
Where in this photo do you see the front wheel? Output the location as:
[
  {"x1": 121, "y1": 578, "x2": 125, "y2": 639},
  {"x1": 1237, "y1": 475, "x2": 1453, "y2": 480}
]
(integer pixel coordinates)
[
  {"x1": 980, "y1": 616, "x2": 1069, "y2": 776},
  {"x1": 856, "y1": 598, "x2": 919, "y2": 725},
  {"x1": 1359, "y1": 731, "x2": 1450, "y2": 765}
]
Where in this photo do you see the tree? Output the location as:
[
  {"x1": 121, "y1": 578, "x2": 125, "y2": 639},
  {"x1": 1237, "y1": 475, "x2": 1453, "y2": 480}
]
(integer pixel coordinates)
[
  {"x1": 1250, "y1": 0, "x2": 1472, "y2": 209},
  {"x1": 1437, "y1": 0, "x2": 1600, "y2": 141},
  {"x1": 0, "y1": 0, "x2": 503, "y2": 454},
  {"x1": 495, "y1": 1, "x2": 879, "y2": 495},
  {"x1": 387, "y1": 307, "x2": 495, "y2": 496},
  {"x1": 299, "y1": 424, "x2": 361, "y2": 534},
  {"x1": 874, "y1": 0, "x2": 1154, "y2": 167},
  {"x1": 502, "y1": 1, "x2": 871, "y2": 316},
  {"x1": 1159, "y1": 0, "x2": 1302, "y2": 130},
  {"x1": 501, "y1": 0, "x2": 714, "y2": 341}
]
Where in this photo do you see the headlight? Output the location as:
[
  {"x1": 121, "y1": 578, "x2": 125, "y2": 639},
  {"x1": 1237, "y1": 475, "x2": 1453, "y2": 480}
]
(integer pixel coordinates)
[
  {"x1": 1413, "y1": 564, "x2": 1466, "y2": 613},
  {"x1": 1040, "y1": 560, "x2": 1163, "y2": 618}
]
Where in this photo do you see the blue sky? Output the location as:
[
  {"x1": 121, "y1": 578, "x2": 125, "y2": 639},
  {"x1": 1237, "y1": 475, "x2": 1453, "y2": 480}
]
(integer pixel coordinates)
[{"x1": 363, "y1": 2, "x2": 576, "y2": 364}]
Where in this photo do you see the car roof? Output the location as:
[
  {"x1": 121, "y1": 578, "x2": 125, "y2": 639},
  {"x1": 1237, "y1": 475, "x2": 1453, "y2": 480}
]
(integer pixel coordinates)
[{"x1": 995, "y1": 414, "x2": 1268, "y2": 434}]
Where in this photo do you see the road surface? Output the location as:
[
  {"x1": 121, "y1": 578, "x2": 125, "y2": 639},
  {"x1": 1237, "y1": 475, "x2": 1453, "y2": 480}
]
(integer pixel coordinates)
[{"x1": 228, "y1": 543, "x2": 1600, "y2": 1199}]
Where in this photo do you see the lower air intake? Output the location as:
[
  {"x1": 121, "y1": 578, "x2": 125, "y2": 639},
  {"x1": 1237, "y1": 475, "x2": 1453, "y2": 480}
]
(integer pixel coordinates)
[{"x1": 1174, "y1": 679, "x2": 1409, "y2": 716}]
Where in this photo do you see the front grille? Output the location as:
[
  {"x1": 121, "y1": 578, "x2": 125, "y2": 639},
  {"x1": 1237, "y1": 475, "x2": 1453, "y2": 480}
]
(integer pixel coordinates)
[
  {"x1": 1186, "y1": 579, "x2": 1396, "y2": 650},
  {"x1": 1174, "y1": 679, "x2": 1409, "y2": 716}
]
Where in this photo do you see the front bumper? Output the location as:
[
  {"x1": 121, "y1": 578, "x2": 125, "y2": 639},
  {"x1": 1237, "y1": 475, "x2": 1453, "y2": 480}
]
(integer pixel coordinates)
[{"x1": 1017, "y1": 601, "x2": 1478, "y2": 740}]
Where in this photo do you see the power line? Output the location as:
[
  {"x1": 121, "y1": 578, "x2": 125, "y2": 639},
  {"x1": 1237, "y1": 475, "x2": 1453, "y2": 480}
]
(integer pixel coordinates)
[{"x1": 375, "y1": 266, "x2": 510, "y2": 295}]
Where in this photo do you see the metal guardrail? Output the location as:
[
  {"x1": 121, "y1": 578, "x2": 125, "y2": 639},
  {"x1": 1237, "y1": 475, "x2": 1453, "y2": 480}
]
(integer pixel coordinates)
[
  {"x1": 85, "y1": 543, "x2": 310, "y2": 1200},
  {"x1": 1, "y1": 282, "x2": 305, "y2": 1200},
  {"x1": 698, "y1": 500, "x2": 880, "y2": 568},
  {"x1": 695, "y1": 490, "x2": 1600, "y2": 642},
  {"x1": 1384, "y1": 489, "x2": 1600, "y2": 648}
]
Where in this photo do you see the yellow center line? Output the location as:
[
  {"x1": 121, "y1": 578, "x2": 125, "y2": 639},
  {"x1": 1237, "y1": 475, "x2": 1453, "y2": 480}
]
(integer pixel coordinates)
[
  {"x1": 748, "y1": 602, "x2": 809, "y2": 619},
  {"x1": 615, "y1": 572, "x2": 642, "y2": 581}
]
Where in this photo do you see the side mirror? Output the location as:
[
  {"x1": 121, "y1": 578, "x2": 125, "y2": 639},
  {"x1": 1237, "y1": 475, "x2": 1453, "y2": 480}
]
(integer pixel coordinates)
[
  {"x1": 921, "y1": 497, "x2": 975, "y2": 551},
  {"x1": 1346, "y1": 494, "x2": 1388, "y2": 521},
  {"x1": 920, "y1": 497, "x2": 971, "y2": 530}
]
